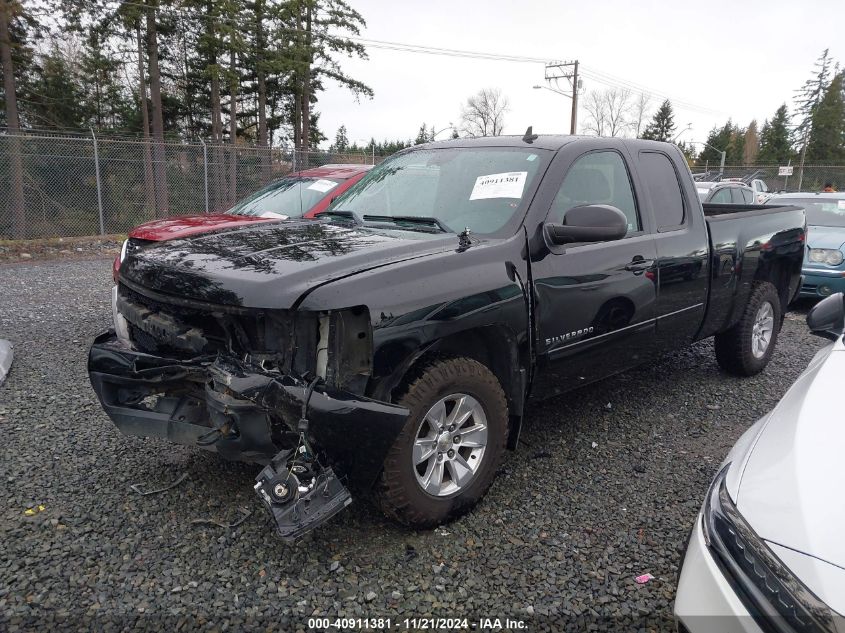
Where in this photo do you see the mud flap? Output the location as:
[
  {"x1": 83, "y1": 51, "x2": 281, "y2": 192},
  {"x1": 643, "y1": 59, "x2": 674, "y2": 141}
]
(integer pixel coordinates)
[{"x1": 254, "y1": 448, "x2": 352, "y2": 542}]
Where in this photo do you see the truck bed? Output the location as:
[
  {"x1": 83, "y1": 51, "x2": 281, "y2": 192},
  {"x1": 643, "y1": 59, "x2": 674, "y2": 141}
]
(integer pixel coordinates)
[{"x1": 696, "y1": 203, "x2": 805, "y2": 340}]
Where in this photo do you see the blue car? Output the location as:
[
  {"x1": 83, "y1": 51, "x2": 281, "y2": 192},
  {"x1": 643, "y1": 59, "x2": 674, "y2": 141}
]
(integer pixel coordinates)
[{"x1": 769, "y1": 192, "x2": 845, "y2": 299}]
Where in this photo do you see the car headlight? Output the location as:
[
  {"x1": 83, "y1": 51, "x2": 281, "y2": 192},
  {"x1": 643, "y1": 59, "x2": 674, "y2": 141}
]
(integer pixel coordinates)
[
  {"x1": 808, "y1": 248, "x2": 844, "y2": 266},
  {"x1": 119, "y1": 239, "x2": 129, "y2": 264},
  {"x1": 703, "y1": 466, "x2": 838, "y2": 632}
]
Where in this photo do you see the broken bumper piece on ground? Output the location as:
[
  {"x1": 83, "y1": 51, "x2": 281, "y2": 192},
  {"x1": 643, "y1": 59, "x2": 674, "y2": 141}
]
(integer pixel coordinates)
[{"x1": 87, "y1": 330, "x2": 408, "y2": 540}]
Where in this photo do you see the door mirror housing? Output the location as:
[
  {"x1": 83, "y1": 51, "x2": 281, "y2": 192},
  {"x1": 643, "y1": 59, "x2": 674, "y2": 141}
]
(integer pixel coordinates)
[
  {"x1": 807, "y1": 292, "x2": 845, "y2": 340},
  {"x1": 545, "y1": 204, "x2": 628, "y2": 245}
]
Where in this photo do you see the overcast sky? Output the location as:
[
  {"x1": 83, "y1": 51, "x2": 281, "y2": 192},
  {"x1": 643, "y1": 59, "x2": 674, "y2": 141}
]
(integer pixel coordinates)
[{"x1": 316, "y1": 0, "x2": 844, "y2": 150}]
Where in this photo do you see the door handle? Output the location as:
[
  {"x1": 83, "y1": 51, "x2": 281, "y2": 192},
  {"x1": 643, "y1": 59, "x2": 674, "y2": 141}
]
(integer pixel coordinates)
[{"x1": 625, "y1": 258, "x2": 654, "y2": 273}]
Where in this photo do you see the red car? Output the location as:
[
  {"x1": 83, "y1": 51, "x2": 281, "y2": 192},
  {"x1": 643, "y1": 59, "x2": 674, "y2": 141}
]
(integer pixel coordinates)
[{"x1": 114, "y1": 164, "x2": 373, "y2": 280}]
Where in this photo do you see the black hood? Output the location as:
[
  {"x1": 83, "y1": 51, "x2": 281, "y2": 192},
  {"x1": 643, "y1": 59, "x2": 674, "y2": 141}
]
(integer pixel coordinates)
[{"x1": 119, "y1": 220, "x2": 456, "y2": 309}]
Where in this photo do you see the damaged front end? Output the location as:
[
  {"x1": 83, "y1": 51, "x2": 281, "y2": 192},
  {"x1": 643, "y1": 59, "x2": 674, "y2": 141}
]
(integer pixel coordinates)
[{"x1": 89, "y1": 284, "x2": 408, "y2": 541}]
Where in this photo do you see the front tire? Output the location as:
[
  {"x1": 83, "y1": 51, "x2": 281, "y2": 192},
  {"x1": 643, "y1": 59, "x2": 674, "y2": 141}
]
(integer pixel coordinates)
[
  {"x1": 376, "y1": 357, "x2": 508, "y2": 528},
  {"x1": 715, "y1": 282, "x2": 781, "y2": 376}
]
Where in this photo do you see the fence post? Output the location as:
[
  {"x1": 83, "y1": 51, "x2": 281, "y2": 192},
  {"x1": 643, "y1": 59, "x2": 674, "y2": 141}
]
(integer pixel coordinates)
[
  {"x1": 91, "y1": 128, "x2": 105, "y2": 235},
  {"x1": 200, "y1": 139, "x2": 209, "y2": 214}
]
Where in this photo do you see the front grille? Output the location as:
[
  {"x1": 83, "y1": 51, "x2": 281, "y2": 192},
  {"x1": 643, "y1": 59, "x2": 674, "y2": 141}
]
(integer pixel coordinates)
[{"x1": 118, "y1": 283, "x2": 285, "y2": 359}]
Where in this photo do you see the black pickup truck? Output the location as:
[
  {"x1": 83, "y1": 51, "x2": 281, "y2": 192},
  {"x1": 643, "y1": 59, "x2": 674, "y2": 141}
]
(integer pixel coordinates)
[{"x1": 89, "y1": 135, "x2": 805, "y2": 541}]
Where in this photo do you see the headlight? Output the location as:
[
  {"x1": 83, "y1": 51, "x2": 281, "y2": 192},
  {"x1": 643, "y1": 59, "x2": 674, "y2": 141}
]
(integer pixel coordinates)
[
  {"x1": 808, "y1": 248, "x2": 844, "y2": 266},
  {"x1": 119, "y1": 239, "x2": 129, "y2": 263},
  {"x1": 703, "y1": 466, "x2": 838, "y2": 632}
]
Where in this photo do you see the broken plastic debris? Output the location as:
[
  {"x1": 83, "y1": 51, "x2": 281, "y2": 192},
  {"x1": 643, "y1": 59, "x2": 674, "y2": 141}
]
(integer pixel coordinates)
[
  {"x1": 604, "y1": 402, "x2": 612, "y2": 410},
  {"x1": 23, "y1": 504, "x2": 46, "y2": 516},
  {"x1": 591, "y1": 441, "x2": 599, "y2": 449},
  {"x1": 635, "y1": 573, "x2": 655, "y2": 584},
  {"x1": 130, "y1": 472, "x2": 188, "y2": 496}
]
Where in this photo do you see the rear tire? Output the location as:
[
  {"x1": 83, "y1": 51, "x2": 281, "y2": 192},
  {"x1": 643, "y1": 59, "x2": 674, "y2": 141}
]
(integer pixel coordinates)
[
  {"x1": 375, "y1": 357, "x2": 508, "y2": 528},
  {"x1": 715, "y1": 282, "x2": 781, "y2": 376}
]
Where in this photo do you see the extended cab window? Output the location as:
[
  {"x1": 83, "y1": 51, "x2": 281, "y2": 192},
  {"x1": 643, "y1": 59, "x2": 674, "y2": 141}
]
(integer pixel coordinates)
[
  {"x1": 549, "y1": 151, "x2": 640, "y2": 234},
  {"x1": 639, "y1": 152, "x2": 685, "y2": 230}
]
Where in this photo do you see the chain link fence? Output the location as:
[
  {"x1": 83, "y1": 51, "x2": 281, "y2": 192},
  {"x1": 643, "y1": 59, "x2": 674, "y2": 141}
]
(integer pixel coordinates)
[
  {"x1": 0, "y1": 130, "x2": 385, "y2": 239},
  {"x1": 3, "y1": 130, "x2": 845, "y2": 240},
  {"x1": 692, "y1": 164, "x2": 845, "y2": 194}
]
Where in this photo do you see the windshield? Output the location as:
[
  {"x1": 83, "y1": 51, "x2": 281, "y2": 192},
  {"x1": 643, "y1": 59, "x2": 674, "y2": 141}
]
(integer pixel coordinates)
[
  {"x1": 331, "y1": 147, "x2": 547, "y2": 234},
  {"x1": 227, "y1": 177, "x2": 341, "y2": 218},
  {"x1": 770, "y1": 197, "x2": 845, "y2": 227}
]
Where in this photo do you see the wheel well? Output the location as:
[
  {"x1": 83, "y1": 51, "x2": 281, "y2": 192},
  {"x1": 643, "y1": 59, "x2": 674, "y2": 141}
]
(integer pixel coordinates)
[
  {"x1": 754, "y1": 258, "x2": 792, "y2": 315},
  {"x1": 374, "y1": 326, "x2": 527, "y2": 447},
  {"x1": 428, "y1": 327, "x2": 519, "y2": 402}
]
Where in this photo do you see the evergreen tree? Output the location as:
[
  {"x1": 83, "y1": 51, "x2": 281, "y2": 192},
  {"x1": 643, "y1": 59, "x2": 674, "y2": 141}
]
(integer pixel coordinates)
[
  {"x1": 806, "y1": 72, "x2": 845, "y2": 162},
  {"x1": 794, "y1": 49, "x2": 833, "y2": 143},
  {"x1": 743, "y1": 120, "x2": 759, "y2": 164},
  {"x1": 332, "y1": 124, "x2": 349, "y2": 151},
  {"x1": 80, "y1": 29, "x2": 134, "y2": 130},
  {"x1": 697, "y1": 122, "x2": 732, "y2": 166},
  {"x1": 288, "y1": 0, "x2": 373, "y2": 150},
  {"x1": 726, "y1": 123, "x2": 745, "y2": 164},
  {"x1": 27, "y1": 47, "x2": 88, "y2": 128},
  {"x1": 414, "y1": 123, "x2": 428, "y2": 144},
  {"x1": 640, "y1": 99, "x2": 676, "y2": 142},
  {"x1": 758, "y1": 104, "x2": 794, "y2": 164}
]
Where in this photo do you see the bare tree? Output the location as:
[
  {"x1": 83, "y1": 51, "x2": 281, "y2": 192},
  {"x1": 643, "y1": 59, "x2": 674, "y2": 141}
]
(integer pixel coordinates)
[
  {"x1": 581, "y1": 89, "x2": 608, "y2": 136},
  {"x1": 605, "y1": 88, "x2": 633, "y2": 137},
  {"x1": 460, "y1": 88, "x2": 509, "y2": 137},
  {"x1": 631, "y1": 92, "x2": 653, "y2": 138}
]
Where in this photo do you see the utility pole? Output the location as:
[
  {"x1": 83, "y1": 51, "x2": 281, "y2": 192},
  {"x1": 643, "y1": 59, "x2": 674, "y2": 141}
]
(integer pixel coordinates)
[
  {"x1": 543, "y1": 60, "x2": 580, "y2": 134},
  {"x1": 570, "y1": 61, "x2": 579, "y2": 135}
]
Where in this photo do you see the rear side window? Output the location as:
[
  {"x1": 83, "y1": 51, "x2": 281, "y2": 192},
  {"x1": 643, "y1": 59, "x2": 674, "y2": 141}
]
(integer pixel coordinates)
[
  {"x1": 741, "y1": 188, "x2": 754, "y2": 204},
  {"x1": 549, "y1": 150, "x2": 641, "y2": 233},
  {"x1": 730, "y1": 187, "x2": 745, "y2": 203},
  {"x1": 710, "y1": 188, "x2": 731, "y2": 203},
  {"x1": 638, "y1": 152, "x2": 686, "y2": 231}
]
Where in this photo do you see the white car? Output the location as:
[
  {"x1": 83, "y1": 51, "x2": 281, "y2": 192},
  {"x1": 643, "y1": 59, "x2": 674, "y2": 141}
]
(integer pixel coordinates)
[
  {"x1": 675, "y1": 293, "x2": 845, "y2": 633},
  {"x1": 749, "y1": 178, "x2": 772, "y2": 204}
]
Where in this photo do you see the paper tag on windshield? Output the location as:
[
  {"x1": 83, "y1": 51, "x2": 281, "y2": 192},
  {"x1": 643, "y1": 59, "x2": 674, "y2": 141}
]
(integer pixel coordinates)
[
  {"x1": 469, "y1": 171, "x2": 527, "y2": 201},
  {"x1": 838, "y1": 200, "x2": 845, "y2": 210},
  {"x1": 307, "y1": 179, "x2": 337, "y2": 193}
]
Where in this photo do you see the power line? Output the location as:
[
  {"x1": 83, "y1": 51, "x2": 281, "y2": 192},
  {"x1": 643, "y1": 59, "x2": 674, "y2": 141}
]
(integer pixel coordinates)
[
  {"x1": 34, "y1": 0, "x2": 728, "y2": 120},
  {"x1": 579, "y1": 66, "x2": 728, "y2": 116}
]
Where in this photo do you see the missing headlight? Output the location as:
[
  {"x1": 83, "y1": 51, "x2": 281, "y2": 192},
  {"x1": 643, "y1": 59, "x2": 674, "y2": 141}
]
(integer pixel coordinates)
[
  {"x1": 314, "y1": 307, "x2": 373, "y2": 393},
  {"x1": 703, "y1": 466, "x2": 838, "y2": 633}
]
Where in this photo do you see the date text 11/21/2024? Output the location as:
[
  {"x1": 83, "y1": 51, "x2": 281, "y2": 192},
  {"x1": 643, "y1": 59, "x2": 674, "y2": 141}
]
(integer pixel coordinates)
[{"x1": 306, "y1": 617, "x2": 527, "y2": 630}]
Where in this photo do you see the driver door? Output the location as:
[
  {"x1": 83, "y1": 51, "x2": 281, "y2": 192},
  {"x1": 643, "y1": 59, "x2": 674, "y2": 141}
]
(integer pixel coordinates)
[{"x1": 530, "y1": 149, "x2": 658, "y2": 398}]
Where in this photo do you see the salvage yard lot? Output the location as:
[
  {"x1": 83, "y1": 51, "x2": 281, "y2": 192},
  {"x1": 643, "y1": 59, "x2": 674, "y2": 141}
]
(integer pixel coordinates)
[{"x1": 0, "y1": 258, "x2": 825, "y2": 632}]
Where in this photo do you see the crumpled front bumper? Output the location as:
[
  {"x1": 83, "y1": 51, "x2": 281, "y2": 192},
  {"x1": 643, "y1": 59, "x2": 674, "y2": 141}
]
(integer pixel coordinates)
[{"x1": 88, "y1": 331, "x2": 409, "y2": 539}]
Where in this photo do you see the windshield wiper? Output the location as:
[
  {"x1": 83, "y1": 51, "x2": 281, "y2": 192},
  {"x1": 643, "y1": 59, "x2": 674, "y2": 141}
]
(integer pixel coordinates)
[
  {"x1": 362, "y1": 215, "x2": 451, "y2": 233},
  {"x1": 317, "y1": 209, "x2": 363, "y2": 225}
]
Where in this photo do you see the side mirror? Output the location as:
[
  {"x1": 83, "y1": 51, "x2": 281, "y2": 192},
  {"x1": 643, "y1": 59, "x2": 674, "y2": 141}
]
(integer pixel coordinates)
[
  {"x1": 807, "y1": 292, "x2": 845, "y2": 340},
  {"x1": 545, "y1": 204, "x2": 628, "y2": 245}
]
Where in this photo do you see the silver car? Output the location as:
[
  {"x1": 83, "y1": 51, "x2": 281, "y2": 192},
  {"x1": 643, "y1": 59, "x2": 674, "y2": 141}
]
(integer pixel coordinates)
[{"x1": 675, "y1": 294, "x2": 845, "y2": 632}]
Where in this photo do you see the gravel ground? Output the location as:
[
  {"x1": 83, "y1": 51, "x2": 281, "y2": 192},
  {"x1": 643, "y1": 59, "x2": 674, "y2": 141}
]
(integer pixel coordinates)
[{"x1": 0, "y1": 258, "x2": 826, "y2": 632}]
